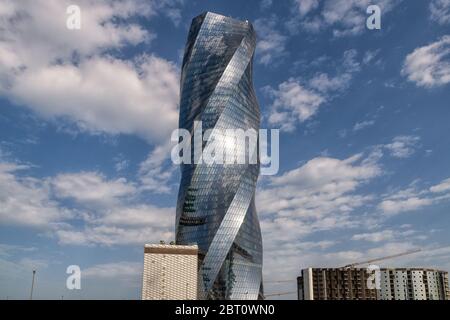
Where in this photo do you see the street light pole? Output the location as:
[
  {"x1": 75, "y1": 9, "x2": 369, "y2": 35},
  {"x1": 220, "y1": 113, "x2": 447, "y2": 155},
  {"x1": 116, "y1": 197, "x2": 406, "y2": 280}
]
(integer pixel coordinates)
[{"x1": 30, "y1": 270, "x2": 36, "y2": 300}]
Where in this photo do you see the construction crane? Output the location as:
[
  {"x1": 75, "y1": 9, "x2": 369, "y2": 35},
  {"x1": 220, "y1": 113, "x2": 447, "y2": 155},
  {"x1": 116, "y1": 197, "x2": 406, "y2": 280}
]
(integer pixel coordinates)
[
  {"x1": 341, "y1": 249, "x2": 421, "y2": 268},
  {"x1": 29, "y1": 270, "x2": 36, "y2": 300},
  {"x1": 264, "y1": 291, "x2": 297, "y2": 298},
  {"x1": 263, "y1": 249, "x2": 421, "y2": 298},
  {"x1": 263, "y1": 279, "x2": 297, "y2": 299}
]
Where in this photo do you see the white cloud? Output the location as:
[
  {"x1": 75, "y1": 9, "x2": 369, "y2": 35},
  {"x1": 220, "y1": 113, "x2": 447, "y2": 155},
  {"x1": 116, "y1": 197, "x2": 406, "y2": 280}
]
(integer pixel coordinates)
[
  {"x1": 295, "y1": 0, "x2": 320, "y2": 17},
  {"x1": 379, "y1": 197, "x2": 432, "y2": 215},
  {"x1": 342, "y1": 49, "x2": 361, "y2": 72},
  {"x1": 259, "y1": 152, "x2": 450, "y2": 298},
  {"x1": 270, "y1": 154, "x2": 380, "y2": 189},
  {"x1": 309, "y1": 72, "x2": 352, "y2": 92},
  {"x1": 254, "y1": 16, "x2": 288, "y2": 65},
  {"x1": 138, "y1": 143, "x2": 176, "y2": 193},
  {"x1": 365, "y1": 242, "x2": 419, "y2": 258},
  {"x1": 95, "y1": 205, "x2": 173, "y2": 227},
  {"x1": 55, "y1": 223, "x2": 174, "y2": 246},
  {"x1": 0, "y1": 244, "x2": 37, "y2": 257},
  {"x1": 430, "y1": 178, "x2": 450, "y2": 193},
  {"x1": 363, "y1": 49, "x2": 381, "y2": 65},
  {"x1": 291, "y1": 0, "x2": 402, "y2": 37},
  {"x1": 401, "y1": 36, "x2": 450, "y2": 88},
  {"x1": 83, "y1": 261, "x2": 141, "y2": 279},
  {"x1": 79, "y1": 261, "x2": 144, "y2": 296},
  {"x1": 351, "y1": 228, "x2": 425, "y2": 243},
  {"x1": 0, "y1": 256, "x2": 49, "y2": 280},
  {"x1": 352, "y1": 230, "x2": 395, "y2": 242},
  {"x1": 0, "y1": 0, "x2": 180, "y2": 144},
  {"x1": 0, "y1": 160, "x2": 175, "y2": 245},
  {"x1": 52, "y1": 171, "x2": 137, "y2": 206},
  {"x1": 384, "y1": 135, "x2": 420, "y2": 158},
  {"x1": 49, "y1": 171, "x2": 175, "y2": 246},
  {"x1": 353, "y1": 120, "x2": 375, "y2": 131},
  {"x1": 265, "y1": 50, "x2": 360, "y2": 131},
  {"x1": 113, "y1": 154, "x2": 130, "y2": 172},
  {"x1": 377, "y1": 177, "x2": 450, "y2": 216},
  {"x1": 430, "y1": 0, "x2": 450, "y2": 25},
  {"x1": 0, "y1": 163, "x2": 72, "y2": 227},
  {"x1": 266, "y1": 79, "x2": 325, "y2": 131},
  {"x1": 260, "y1": 0, "x2": 273, "y2": 10},
  {"x1": 6, "y1": 55, "x2": 179, "y2": 143},
  {"x1": 0, "y1": 0, "x2": 154, "y2": 69},
  {"x1": 258, "y1": 152, "x2": 382, "y2": 245},
  {"x1": 322, "y1": 0, "x2": 371, "y2": 36}
]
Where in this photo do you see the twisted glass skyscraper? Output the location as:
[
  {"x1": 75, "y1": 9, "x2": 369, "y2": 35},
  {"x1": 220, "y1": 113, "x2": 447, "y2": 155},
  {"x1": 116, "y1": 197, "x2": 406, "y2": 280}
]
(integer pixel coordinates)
[{"x1": 175, "y1": 12, "x2": 263, "y2": 300}]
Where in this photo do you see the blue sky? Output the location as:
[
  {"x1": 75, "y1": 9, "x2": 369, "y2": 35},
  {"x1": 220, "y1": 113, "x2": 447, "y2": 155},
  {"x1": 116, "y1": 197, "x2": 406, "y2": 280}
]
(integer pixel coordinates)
[{"x1": 1, "y1": 0, "x2": 450, "y2": 300}]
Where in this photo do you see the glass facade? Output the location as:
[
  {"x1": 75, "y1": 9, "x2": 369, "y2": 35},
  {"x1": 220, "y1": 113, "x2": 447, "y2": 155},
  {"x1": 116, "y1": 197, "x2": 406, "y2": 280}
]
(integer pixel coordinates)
[{"x1": 175, "y1": 12, "x2": 263, "y2": 300}]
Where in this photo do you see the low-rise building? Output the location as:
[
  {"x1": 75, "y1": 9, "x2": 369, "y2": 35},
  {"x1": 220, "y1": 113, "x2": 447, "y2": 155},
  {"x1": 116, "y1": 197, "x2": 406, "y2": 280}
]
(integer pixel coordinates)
[
  {"x1": 142, "y1": 243, "x2": 198, "y2": 300},
  {"x1": 297, "y1": 267, "x2": 450, "y2": 300}
]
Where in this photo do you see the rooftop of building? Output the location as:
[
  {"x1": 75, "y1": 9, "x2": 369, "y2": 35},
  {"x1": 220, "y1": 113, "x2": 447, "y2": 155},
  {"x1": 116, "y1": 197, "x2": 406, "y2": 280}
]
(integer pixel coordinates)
[
  {"x1": 144, "y1": 243, "x2": 199, "y2": 255},
  {"x1": 194, "y1": 11, "x2": 252, "y2": 27},
  {"x1": 299, "y1": 267, "x2": 449, "y2": 274}
]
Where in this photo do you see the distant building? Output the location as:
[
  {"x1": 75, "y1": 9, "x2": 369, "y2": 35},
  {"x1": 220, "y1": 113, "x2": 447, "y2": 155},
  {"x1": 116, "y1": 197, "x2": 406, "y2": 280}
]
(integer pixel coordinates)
[
  {"x1": 297, "y1": 267, "x2": 450, "y2": 300},
  {"x1": 297, "y1": 268, "x2": 378, "y2": 300},
  {"x1": 378, "y1": 268, "x2": 449, "y2": 300},
  {"x1": 142, "y1": 244, "x2": 198, "y2": 300}
]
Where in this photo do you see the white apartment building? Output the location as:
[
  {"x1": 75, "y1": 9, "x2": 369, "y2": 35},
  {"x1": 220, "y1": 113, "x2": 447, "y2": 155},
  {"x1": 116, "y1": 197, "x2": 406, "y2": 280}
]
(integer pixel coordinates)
[
  {"x1": 378, "y1": 268, "x2": 449, "y2": 300},
  {"x1": 142, "y1": 243, "x2": 198, "y2": 300},
  {"x1": 298, "y1": 267, "x2": 450, "y2": 300}
]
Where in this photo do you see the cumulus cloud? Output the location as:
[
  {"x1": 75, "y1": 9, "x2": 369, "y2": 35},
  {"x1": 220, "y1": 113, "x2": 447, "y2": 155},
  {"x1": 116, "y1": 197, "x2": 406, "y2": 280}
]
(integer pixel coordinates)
[
  {"x1": 51, "y1": 171, "x2": 137, "y2": 206},
  {"x1": 265, "y1": 50, "x2": 360, "y2": 131},
  {"x1": 254, "y1": 16, "x2": 288, "y2": 65},
  {"x1": 353, "y1": 120, "x2": 375, "y2": 131},
  {"x1": 0, "y1": 0, "x2": 181, "y2": 144},
  {"x1": 49, "y1": 171, "x2": 175, "y2": 246},
  {"x1": 0, "y1": 161, "x2": 174, "y2": 245},
  {"x1": 295, "y1": 0, "x2": 320, "y2": 17},
  {"x1": 6, "y1": 54, "x2": 179, "y2": 144},
  {"x1": 291, "y1": 0, "x2": 402, "y2": 37},
  {"x1": 352, "y1": 226, "x2": 427, "y2": 244},
  {"x1": 429, "y1": 0, "x2": 450, "y2": 25},
  {"x1": 56, "y1": 223, "x2": 173, "y2": 246},
  {"x1": 362, "y1": 49, "x2": 381, "y2": 65},
  {"x1": 95, "y1": 205, "x2": 173, "y2": 227},
  {"x1": 0, "y1": 0, "x2": 154, "y2": 69},
  {"x1": 430, "y1": 178, "x2": 450, "y2": 193},
  {"x1": 401, "y1": 36, "x2": 450, "y2": 88},
  {"x1": 0, "y1": 256, "x2": 49, "y2": 280},
  {"x1": 257, "y1": 152, "x2": 382, "y2": 245},
  {"x1": 384, "y1": 135, "x2": 420, "y2": 158},
  {"x1": 379, "y1": 197, "x2": 433, "y2": 216},
  {"x1": 138, "y1": 143, "x2": 176, "y2": 193},
  {"x1": 0, "y1": 163, "x2": 73, "y2": 227},
  {"x1": 378, "y1": 178, "x2": 450, "y2": 216},
  {"x1": 309, "y1": 72, "x2": 352, "y2": 92},
  {"x1": 265, "y1": 79, "x2": 325, "y2": 131}
]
